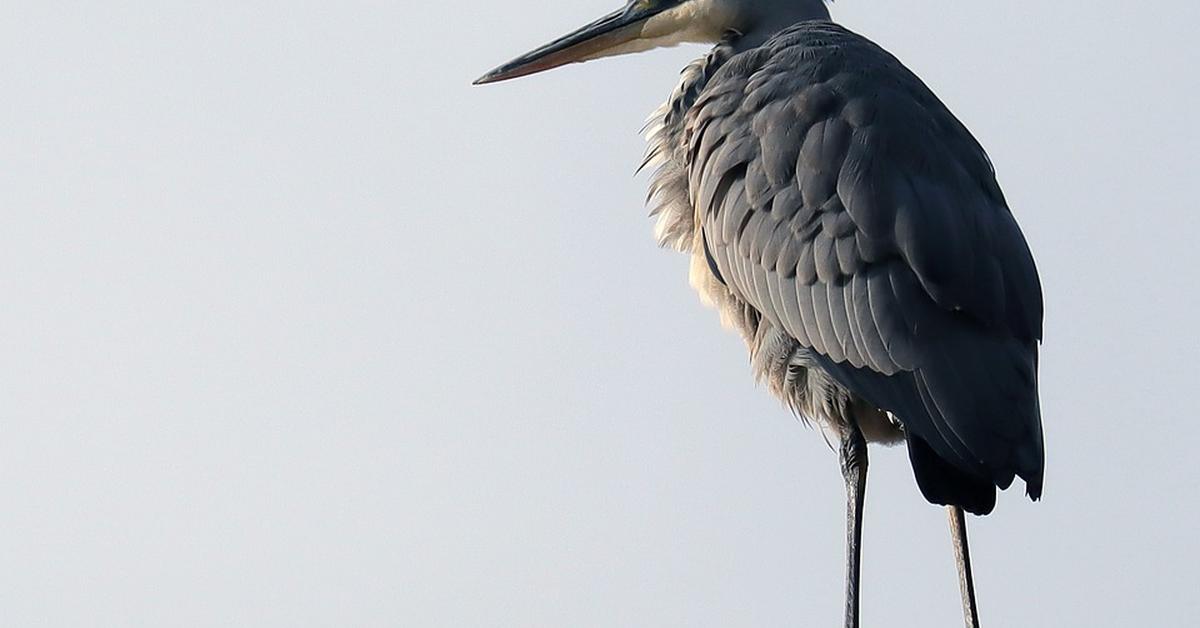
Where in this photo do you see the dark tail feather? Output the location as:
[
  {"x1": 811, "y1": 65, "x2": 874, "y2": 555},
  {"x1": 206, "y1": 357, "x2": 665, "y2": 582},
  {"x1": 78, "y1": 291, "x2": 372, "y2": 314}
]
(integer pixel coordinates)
[{"x1": 906, "y1": 432, "x2": 996, "y2": 516}]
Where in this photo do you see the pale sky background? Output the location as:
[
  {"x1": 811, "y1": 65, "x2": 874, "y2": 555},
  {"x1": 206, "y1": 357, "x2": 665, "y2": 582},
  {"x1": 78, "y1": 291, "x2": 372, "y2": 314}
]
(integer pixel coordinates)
[{"x1": 2, "y1": 1, "x2": 1198, "y2": 626}]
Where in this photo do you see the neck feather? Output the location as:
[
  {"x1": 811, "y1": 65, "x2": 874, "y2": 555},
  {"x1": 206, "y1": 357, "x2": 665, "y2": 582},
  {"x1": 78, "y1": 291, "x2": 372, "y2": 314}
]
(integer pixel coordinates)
[{"x1": 734, "y1": 0, "x2": 830, "y2": 51}]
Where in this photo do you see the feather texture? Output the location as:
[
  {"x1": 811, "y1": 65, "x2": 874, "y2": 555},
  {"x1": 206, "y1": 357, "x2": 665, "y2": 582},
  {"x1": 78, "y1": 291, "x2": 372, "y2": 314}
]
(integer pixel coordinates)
[{"x1": 647, "y1": 21, "x2": 1045, "y2": 513}]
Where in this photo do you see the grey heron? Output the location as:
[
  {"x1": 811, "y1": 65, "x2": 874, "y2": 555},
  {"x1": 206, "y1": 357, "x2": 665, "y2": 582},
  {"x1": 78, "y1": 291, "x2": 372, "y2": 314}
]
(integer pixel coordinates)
[{"x1": 474, "y1": 1, "x2": 1044, "y2": 626}]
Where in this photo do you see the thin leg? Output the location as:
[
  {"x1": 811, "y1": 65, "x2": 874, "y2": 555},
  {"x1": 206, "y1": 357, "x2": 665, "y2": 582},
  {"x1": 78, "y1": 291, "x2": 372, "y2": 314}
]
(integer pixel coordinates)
[
  {"x1": 839, "y1": 425, "x2": 868, "y2": 628},
  {"x1": 947, "y1": 505, "x2": 980, "y2": 628}
]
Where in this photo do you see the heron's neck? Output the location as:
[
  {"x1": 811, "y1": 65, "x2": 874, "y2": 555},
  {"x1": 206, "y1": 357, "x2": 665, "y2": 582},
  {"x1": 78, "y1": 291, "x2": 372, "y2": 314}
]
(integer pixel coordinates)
[{"x1": 732, "y1": 0, "x2": 830, "y2": 51}]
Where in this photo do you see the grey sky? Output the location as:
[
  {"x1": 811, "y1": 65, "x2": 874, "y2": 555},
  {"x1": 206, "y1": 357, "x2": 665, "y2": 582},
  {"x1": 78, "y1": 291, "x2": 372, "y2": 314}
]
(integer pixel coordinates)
[{"x1": 2, "y1": 1, "x2": 1198, "y2": 626}]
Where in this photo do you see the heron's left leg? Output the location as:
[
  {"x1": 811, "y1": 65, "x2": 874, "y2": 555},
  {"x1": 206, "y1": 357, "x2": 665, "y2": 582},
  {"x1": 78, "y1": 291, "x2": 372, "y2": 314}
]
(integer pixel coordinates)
[{"x1": 839, "y1": 423, "x2": 868, "y2": 628}]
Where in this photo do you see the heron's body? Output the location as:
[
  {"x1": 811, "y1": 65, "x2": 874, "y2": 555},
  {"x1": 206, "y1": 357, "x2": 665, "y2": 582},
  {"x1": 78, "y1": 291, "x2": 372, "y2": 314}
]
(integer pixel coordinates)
[
  {"x1": 644, "y1": 21, "x2": 1044, "y2": 515},
  {"x1": 476, "y1": 4, "x2": 1046, "y2": 625}
]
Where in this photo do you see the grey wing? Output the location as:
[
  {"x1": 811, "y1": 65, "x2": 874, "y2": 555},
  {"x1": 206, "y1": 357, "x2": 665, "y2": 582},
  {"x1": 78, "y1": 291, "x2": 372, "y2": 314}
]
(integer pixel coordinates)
[{"x1": 689, "y1": 24, "x2": 1044, "y2": 502}]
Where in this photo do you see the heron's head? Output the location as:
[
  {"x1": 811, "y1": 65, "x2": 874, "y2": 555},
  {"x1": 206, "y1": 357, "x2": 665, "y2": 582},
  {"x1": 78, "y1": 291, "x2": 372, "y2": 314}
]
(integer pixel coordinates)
[{"x1": 473, "y1": 0, "x2": 829, "y2": 85}]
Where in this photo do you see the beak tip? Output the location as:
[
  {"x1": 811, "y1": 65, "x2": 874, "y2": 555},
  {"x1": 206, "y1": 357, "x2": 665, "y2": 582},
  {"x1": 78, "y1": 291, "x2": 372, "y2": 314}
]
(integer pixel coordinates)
[{"x1": 472, "y1": 70, "x2": 502, "y2": 86}]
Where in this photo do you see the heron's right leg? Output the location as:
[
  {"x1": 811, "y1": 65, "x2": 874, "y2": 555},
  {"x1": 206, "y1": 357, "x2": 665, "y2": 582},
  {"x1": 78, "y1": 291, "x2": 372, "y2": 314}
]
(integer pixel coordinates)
[
  {"x1": 839, "y1": 424, "x2": 868, "y2": 628},
  {"x1": 947, "y1": 505, "x2": 981, "y2": 628}
]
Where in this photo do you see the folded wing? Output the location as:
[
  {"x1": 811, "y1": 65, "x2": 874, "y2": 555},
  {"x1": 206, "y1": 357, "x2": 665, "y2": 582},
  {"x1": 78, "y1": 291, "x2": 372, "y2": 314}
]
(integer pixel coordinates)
[{"x1": 688, "y1": 23, "x2": 1044, "y2": 510}]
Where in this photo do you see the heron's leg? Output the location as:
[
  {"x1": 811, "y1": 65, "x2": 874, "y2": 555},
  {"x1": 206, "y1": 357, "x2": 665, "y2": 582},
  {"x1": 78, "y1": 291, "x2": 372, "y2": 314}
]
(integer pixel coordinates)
[
  {"x1": 947, "y1": 505, "x2": 981, "y2": 628},
  {"x1": 839, "y1": 424, "x2": 868, "y2": 628}
]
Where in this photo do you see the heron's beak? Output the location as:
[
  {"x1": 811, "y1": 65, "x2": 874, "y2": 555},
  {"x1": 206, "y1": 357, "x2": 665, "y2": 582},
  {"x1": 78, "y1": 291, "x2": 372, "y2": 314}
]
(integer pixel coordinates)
[{"x1": 473, "y1": 2, "x2": 677, "y2": 85}]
